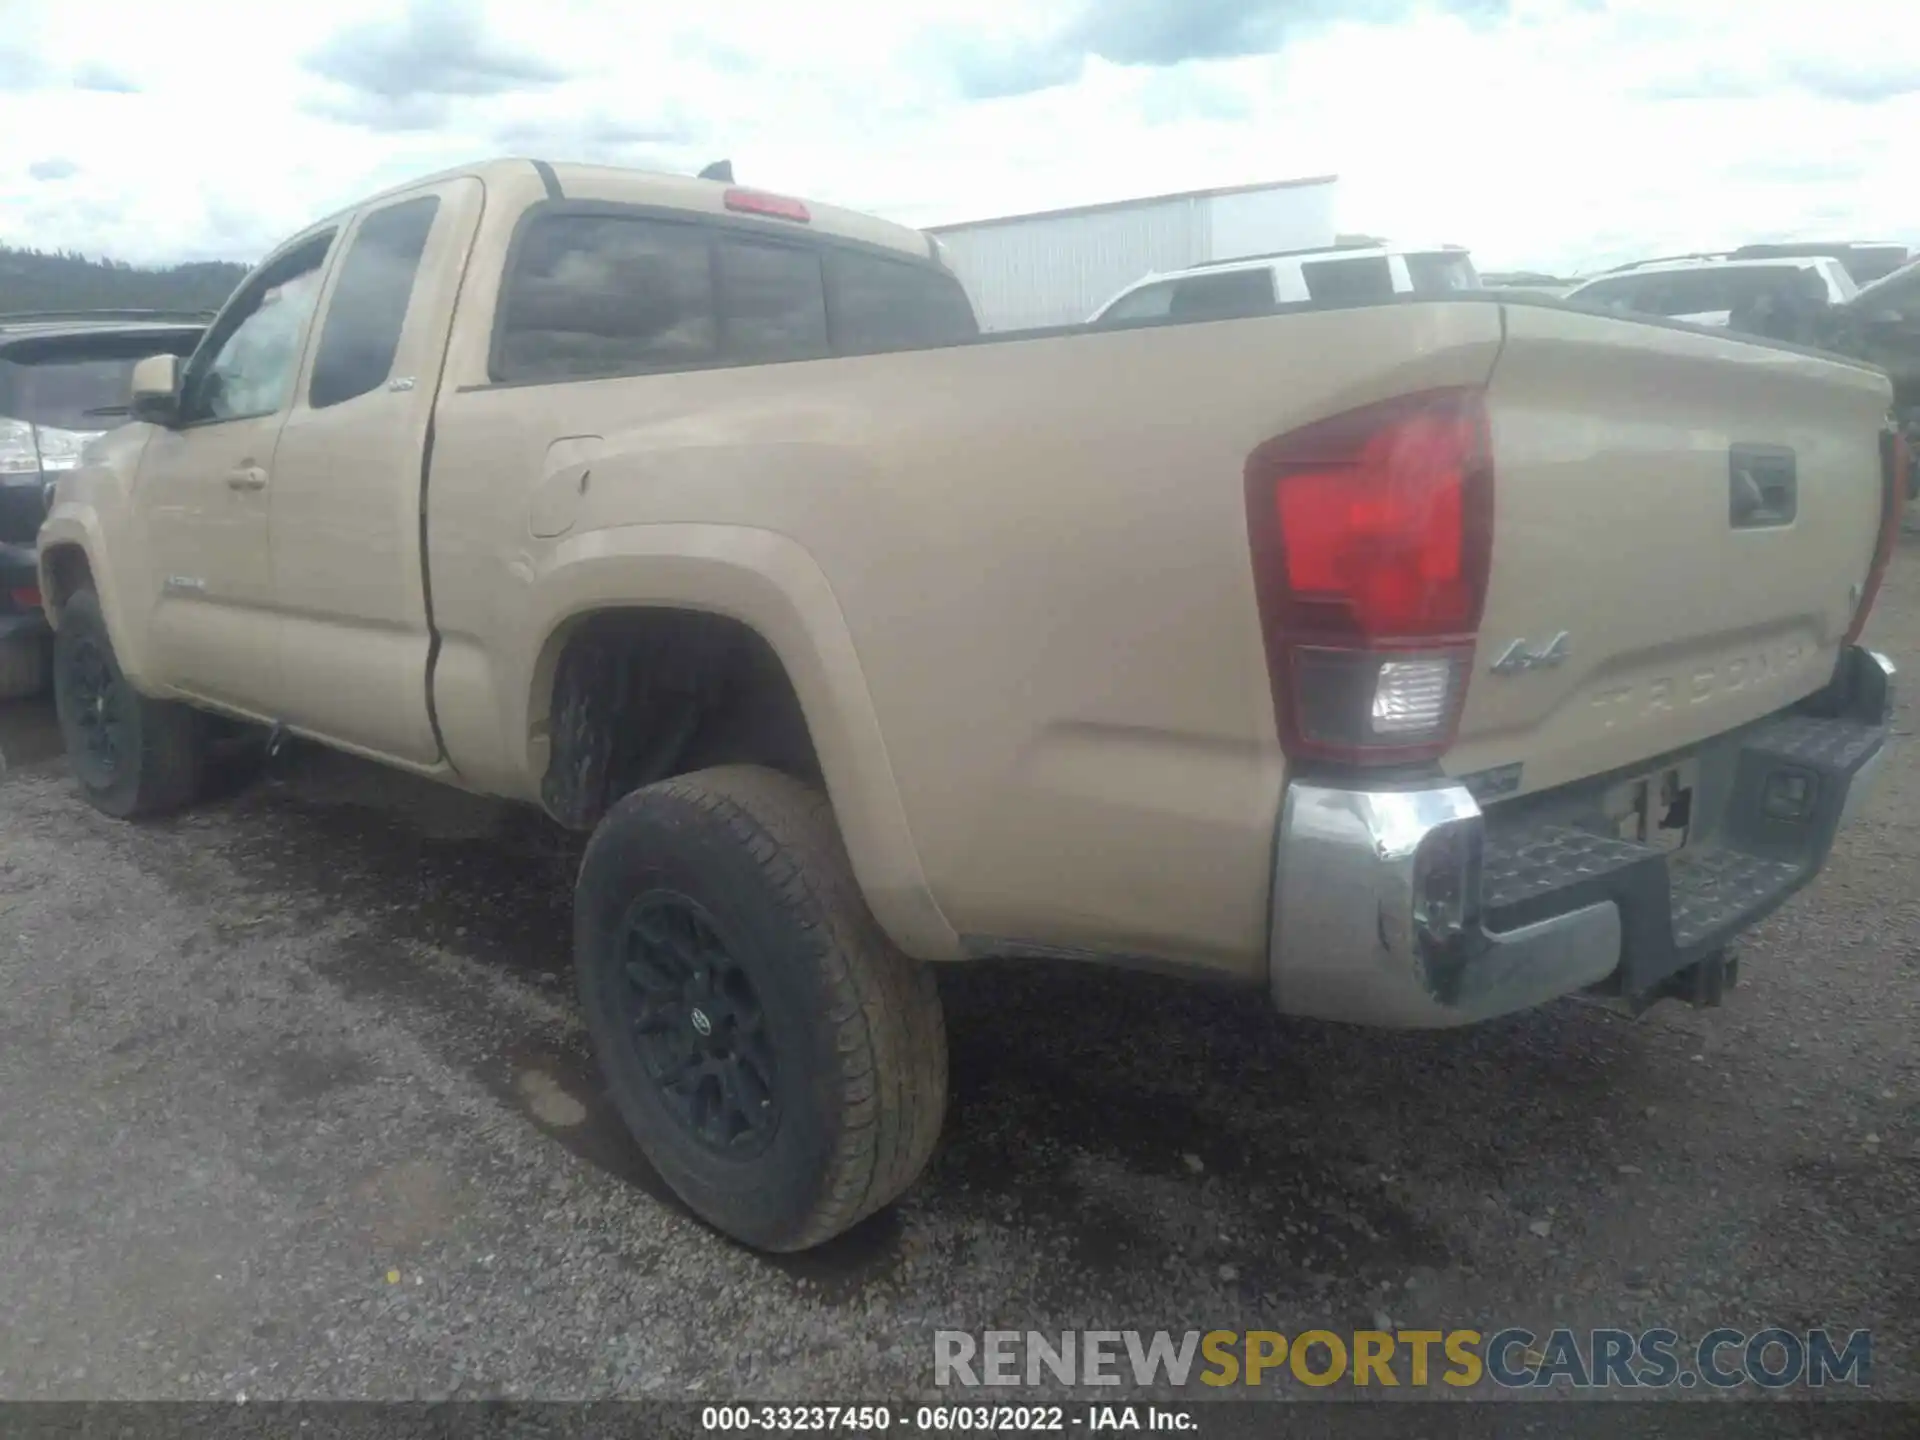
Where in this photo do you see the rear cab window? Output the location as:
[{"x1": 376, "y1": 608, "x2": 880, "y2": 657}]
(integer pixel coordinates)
[
  {"x1": 717, "y1": 239, "x2": 829, "y2": 363},
  {"x1": 499, "y1": 215, "x2": 717, "y2": 380},
  {"x1": 829, "y1": 250, "x2": 981, "y2": 353},
  {"x1": 492, "y1": 209, "x2": 978, "y2": 384}
]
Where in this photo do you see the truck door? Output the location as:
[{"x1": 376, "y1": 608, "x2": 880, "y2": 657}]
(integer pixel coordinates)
[
  {"x1": 137, "y1": 229, "x2": 336, "y2": 714},
  {"x1": 265, "y1": 176, "x2": 484, "y2": 766}
]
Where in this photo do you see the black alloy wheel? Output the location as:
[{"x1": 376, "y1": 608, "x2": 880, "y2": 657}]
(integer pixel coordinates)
[
  {"x1": 573, "y1": 765, "x2": 948, "y2": 1252},
  {"x1": 621, "y1": 890, "x2": 781, "y2": 1156}
]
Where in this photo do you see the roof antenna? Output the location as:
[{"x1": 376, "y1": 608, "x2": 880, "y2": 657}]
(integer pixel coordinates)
[{"x1": 698, "y1": 160, "x2": 734, "y2": 182}]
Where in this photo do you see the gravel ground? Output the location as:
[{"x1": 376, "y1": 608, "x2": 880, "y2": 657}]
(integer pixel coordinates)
[{"x1": 1, "y1": 555, "x2": 1916, "y2": 1408}]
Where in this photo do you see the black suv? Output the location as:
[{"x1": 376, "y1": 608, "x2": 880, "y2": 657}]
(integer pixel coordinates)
[{"x1": 1, "y1": 311, "x2": 207, "y2": 698}]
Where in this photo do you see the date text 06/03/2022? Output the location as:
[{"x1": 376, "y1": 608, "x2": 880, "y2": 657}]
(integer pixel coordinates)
[{"x1": 700, "y1": 1404, "x2": 1191, "y2": 1432}]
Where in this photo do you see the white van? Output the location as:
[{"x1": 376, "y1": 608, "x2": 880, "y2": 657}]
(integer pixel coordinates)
[{"x1": 1088, "y1": 243, "x2": 1480, "y2": 325}]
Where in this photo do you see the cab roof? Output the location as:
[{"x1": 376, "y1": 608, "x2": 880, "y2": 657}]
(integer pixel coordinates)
[{"x1": 322, "y1": 157, "x2": 936, "y2": 264}]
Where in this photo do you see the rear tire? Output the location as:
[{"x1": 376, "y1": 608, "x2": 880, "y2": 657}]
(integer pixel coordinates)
[
  {"x1": 574, "y1": 764, "x2": 947, "y2": 1252},
  {"x1": 52, "y1": 588, "x2": 205, "y2": 819},
  {"x1": 0, "y1": 632, "x2": 50, "y2": 701}
]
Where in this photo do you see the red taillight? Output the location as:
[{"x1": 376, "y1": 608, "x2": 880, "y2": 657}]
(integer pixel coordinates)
[
  {"x1": 723, "y1": 188, "x2": 810, "y2": 223},
  {"x1": 8, "y1": 585, "x2": 39, "y2": 610},
  {"x1": 1847, "y1": 427, "x2": 1909, "y2": 646},
  {"x1": 1245, "y1": 388, "x2": 1493, "y2": 764}
]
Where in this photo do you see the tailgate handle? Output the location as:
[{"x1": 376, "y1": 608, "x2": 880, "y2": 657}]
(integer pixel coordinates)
[{"x1": 1729, "y1": 445, "x2": 1796, "y2": 529}]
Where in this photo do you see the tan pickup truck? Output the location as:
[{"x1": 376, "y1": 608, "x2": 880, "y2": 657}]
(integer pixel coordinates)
[{"x1": 38, "y1": 159, "x2": 1907, "y2": 1252}]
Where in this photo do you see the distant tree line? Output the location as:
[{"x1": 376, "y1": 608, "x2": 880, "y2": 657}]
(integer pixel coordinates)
[{"x1": 0, "y1": 243, "x2": 248, "y2": 316}]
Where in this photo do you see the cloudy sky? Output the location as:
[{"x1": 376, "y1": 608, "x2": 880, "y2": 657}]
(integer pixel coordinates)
[{"x1": 1, "y1": 0, "x2": 1915, "y2": 277}]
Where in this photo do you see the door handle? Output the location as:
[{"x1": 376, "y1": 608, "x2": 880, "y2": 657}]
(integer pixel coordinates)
[{"x1": 226, "y1": 466, "x2": 269, "y2": 492}]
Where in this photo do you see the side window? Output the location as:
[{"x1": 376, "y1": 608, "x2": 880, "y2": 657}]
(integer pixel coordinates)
[
  {"x1": 1100, "y1": 281, "x2": 1176, "y2": 324},
  {"x1": 829, "y1": 253, "x2": 979, "y2": 353},
  {"x1": 1404, "y1": 251, "x2": 1480, "y2": 295},
  {"x1": 1300, "y1": 256, "x2": 1395, "y2": 304},
  {"x1": 308, "y1": 196, "x2": 441, "y2": 409},
  {"x1": 1167, "y1": 270, "x2": 1274, "y2": 320},
  {"x1": 496, "y1": 215, "x2": 716, "y2": 382},
  {"x1": 179, "y1": 234, "x2": 333, "y2": 424},
  {"x1": 717, "y1": 239, "x2": 828, "y2": 363}
]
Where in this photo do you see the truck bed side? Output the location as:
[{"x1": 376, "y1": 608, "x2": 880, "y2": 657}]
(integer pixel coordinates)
[{"x1": 424, "y1": 300, "x2": 1508, "y2": 977}]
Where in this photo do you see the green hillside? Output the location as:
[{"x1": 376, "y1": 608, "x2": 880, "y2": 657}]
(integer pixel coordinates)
[{"x1": 0, "y1": 243, "x2": 247, "y2": 316}]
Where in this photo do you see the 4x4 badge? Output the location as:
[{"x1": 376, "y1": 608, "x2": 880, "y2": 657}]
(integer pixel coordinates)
[{"x1": 1491, "y1": 631, "x2": 1571, "y2": 675}]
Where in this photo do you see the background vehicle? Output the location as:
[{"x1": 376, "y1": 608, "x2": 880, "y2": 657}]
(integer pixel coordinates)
[
  {"x1": 1088, "y1": 242, "x2": 1479, "y2": 325},
  {"x1": 1731, "y1": 241, "x2": 1912, "y2": 287},
  {"x1": 37, "y1": 160, "x2": 1900, "y2": 1254},
  {"x1": 1840, "y1": 253, "x2": 1920, "y2": 386},
  {"x1": 0, "y1": 311, "x2": 207, "y2": 698},
  {"x1": 1563, "y1": 256, "x2": 1858, "y2": 329},
  {"x1": 1831, "y1": 257, "x2": 1920, "y2": 519},
  {"x1": 927, "y1": 175, "x2": 1342, "y2": 331}
]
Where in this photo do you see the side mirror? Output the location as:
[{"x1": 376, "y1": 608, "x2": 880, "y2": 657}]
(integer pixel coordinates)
[{"x1": 129, "y1": 353, "x2": 182, "y2": 426}]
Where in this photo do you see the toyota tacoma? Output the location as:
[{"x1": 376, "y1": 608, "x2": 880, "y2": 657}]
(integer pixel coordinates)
[{"x1": 37, "y1": 159, "x2": 1906, "y2": 1251}]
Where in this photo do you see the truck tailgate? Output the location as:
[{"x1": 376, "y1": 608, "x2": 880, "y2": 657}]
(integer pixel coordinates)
[{"x1": 1447, "y1": 304, "x2": 1895, "y2": 795}]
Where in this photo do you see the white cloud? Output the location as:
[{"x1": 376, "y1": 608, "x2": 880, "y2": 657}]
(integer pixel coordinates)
[{"x1": 0, "y1": 0, "x2": 1914, "y2": 277}]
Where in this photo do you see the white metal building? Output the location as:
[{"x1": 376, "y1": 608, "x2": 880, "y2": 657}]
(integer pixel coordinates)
[{"x1": 927, "y1": 176, "x2": 1340, "y2": 332}]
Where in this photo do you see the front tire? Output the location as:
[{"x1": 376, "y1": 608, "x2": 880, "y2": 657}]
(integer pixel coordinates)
[
  {"x1": 574, "y1": 765, "x2": 947, "y2": 1252},
  {"x1": 52, "y1": 588, "x2": 205, "y2": 819}
]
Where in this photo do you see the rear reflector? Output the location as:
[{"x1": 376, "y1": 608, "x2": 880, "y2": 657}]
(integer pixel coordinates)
[
  {"x1": 723, "y1": 188, "x2": 810, "y2": 223},
  {"x1": 1847, "y1": 427, "x2": 1909, "y2": 646},
  {"x1": 9, "y1": 585, "x2": 40, "y2": 610},
  {"x1": 1245, "y1": 389, "x2": 1493, "y2": 764}
]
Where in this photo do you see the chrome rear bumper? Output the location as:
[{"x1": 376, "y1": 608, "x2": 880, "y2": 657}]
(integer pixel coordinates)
[{"x1": 1269, "y1": 648, "x2": 1895, "y2": 1028}]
